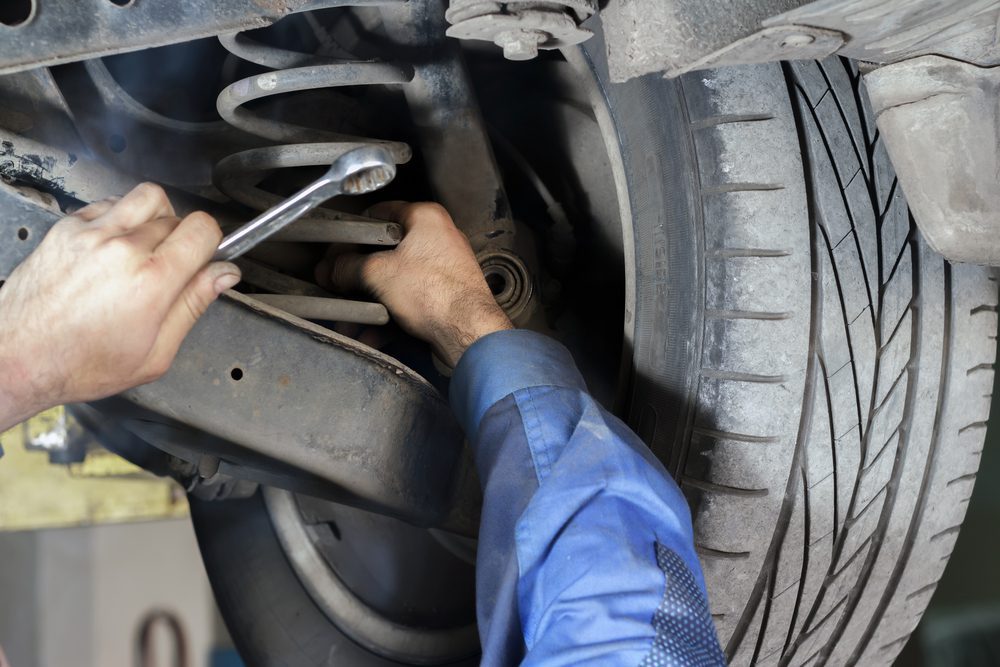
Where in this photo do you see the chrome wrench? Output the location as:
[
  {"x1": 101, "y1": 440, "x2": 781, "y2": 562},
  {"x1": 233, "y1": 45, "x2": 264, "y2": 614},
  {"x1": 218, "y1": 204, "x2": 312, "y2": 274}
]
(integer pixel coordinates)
[{"x1": 213, "y1": 145, "x2": 396, "y2": 261}]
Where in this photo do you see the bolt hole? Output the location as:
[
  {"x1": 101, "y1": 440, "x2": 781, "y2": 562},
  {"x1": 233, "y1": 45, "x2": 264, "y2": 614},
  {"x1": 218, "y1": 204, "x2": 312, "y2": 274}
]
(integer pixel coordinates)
[
  {"x1": 107, "y1": 134, "x2": 127, "y2": 154},
  {"x1": 0, "y1": 0, "x2": 34, "y2": 27},
  {"x1": 108, "y1": 0, "x2": 133, "y2": 5},
  {"x1": 16, "y1": 227, "x2": 29, "y2": 241},
  {"x1": 485, "y1": 272, "x2": 506, "y2": 296},
  {"x1": 230, "y1": 367, "x2": 244, "y2": 381},
  {"x1": 329, "y1": 521, "x2": 341, "y2": 540}
]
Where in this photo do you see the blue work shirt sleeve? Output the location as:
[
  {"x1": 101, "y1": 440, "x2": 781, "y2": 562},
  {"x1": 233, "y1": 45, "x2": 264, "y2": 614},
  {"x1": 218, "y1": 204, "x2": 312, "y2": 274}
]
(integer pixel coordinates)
[{"x1": 450, "y1": 329, "x2": 727, "y2": 666}]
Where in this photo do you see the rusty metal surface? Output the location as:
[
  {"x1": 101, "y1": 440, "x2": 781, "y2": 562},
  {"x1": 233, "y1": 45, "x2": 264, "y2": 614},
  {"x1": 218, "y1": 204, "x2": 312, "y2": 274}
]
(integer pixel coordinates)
[
  {"x1": 379, "y1": 1, "x2": 517, "y2": 254},
  {"x1": 126, "y1": 291, "x2": 465, "y2": 528},
  {"x1": 247, "y1": 293, "x2": 390, "y2": 324},
  {"x1": 0, "y1": 0, "x2": 394, "y2": 76}
]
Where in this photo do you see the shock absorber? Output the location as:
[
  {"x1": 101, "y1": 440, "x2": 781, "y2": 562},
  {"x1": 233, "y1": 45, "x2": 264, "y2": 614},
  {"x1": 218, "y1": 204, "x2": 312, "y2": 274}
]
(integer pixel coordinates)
[{"x1": 212, "y1": 21, "x2": 412, "y2": 324}]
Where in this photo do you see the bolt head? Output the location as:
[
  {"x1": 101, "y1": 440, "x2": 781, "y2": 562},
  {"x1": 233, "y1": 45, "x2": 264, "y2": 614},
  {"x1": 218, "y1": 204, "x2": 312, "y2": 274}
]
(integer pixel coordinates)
[
  {"x1": 781, "y1": 33, "x2": 816, "y2": 48},
  {"x1": 495, "y1": 29, "x2": 545, "y2": 61}
]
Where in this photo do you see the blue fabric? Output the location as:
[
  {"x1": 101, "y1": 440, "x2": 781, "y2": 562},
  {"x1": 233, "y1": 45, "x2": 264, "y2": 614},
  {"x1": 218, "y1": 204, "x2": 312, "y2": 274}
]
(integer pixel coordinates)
[{"x1": 450, "y1": 329, "x2": 726, "y2": 666}]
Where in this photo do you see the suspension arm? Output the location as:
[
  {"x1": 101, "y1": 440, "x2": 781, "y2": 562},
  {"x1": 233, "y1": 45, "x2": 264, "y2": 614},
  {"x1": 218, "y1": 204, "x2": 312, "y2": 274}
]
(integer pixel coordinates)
[{"x1": 0, "y1": 180, "x2": 475, "y2": 534}]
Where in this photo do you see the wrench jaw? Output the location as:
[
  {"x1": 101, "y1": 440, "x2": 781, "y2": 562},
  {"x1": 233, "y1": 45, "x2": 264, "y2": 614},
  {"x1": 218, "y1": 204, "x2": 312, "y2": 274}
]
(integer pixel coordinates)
[{"x1": 343, "y1": 163, "x2": 397, "y2": 195}]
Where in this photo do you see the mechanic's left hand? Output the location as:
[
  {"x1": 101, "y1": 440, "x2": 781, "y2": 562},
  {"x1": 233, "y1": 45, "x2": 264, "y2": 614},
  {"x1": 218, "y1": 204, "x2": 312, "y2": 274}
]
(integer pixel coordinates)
[{"x1": 0, "y1": 183, "x2": 241, "y2": 430}]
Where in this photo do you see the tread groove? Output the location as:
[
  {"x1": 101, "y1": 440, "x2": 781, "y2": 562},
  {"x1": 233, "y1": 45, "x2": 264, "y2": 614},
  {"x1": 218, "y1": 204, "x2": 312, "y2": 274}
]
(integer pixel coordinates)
[
  {"x1": 691, "y1": 426, "x2": 780, "y2": 444},
  {"x1": 705, "y1": 309, "x2": 794, "y2": 321},
  {"x1": 697, "y1": 544, "x2": 752, "y2": 560},
  {"x1": 700, "y1": 369, "x2": 789, "y2": 384},
  {"x1": 832, "y1": 535, "x2": 873, "y2": 579},
  {"x1": 958, "y1": 420, "x2": 988, "y2": 434},
  {"x1": 682, "y1": 477, "x2": 770, "y2": 497},
  {"x1": 701, "y1": 182, "x2": 785, "y2": 195},
  {"x1": 905, "y1": 581, "x2": 939, "y2": 600},
  {"x1": 929, "y1": 524, "x2": 962, "y2": 542},
  {"x1": 710, "y1": 247, "x2": 793, "y2": 258},
  {"x1": 945, "y1": 472, "x2": 977, "y2": 487},
  {"x1": 690, "y1": 113, "x2": 776, "y2": 129}
]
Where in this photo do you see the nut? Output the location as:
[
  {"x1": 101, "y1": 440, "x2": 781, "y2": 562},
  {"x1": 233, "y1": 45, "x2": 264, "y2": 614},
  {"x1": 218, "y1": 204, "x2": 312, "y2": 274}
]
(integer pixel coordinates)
[{"x1": 494, "y1": 29, "x2": 546, "y2": 61}]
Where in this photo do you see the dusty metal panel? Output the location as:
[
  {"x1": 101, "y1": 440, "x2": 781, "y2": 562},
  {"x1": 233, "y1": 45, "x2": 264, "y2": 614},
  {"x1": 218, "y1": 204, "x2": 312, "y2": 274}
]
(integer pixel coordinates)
[
  {"x1": 601, "y1": 0, "x2": 1000, "y2": 81},
  {"x1": 769, "y1": 0, "x2": 1000, "y2": 66},
  {"x1": 600, "y1": 0, "x2": 814, "y2": 81},
  {"x1": 865, "y1": 55, "x2": 1000, "y2": 265},
  {"x1": 0, "y1": 0, "x2": 386, "y2": 76}
]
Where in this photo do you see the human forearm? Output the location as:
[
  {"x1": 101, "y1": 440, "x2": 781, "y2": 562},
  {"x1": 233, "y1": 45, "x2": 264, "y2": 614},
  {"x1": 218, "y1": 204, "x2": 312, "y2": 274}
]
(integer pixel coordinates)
[
  {"x1": 452, "y1": 330, "x2": 725, "y2": 664},
  {"x1": 0, "y1": 351, "x2": 45, "y2": 432}
]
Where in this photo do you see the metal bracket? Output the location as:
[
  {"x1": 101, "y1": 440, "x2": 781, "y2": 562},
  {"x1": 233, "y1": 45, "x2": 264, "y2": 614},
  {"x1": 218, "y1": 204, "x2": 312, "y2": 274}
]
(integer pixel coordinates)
[{"x1": 866, "y1": 55, "x2": 1000, "y2": 265}]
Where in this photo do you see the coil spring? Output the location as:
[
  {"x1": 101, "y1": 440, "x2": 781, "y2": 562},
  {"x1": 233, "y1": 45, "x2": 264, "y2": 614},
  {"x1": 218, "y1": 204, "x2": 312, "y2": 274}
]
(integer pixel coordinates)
[{"x1": 213, "y1": 25, "x2": 412, "y2": 324}]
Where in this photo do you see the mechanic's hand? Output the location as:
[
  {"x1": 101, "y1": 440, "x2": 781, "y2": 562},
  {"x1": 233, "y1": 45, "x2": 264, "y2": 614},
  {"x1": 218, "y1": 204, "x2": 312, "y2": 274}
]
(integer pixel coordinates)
[
  {"x1": 0, "y1": 183, "x2": 241, "y2": 429},
  {"x1": 316, "y1": 201, "x2": 512, "y2": 367}
]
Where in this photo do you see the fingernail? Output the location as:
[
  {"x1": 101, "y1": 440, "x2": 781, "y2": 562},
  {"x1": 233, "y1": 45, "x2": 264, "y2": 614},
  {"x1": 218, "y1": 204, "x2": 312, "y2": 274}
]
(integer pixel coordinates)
[{"x1": 214, "y1": 272, "x2": 241, "y2": 294}]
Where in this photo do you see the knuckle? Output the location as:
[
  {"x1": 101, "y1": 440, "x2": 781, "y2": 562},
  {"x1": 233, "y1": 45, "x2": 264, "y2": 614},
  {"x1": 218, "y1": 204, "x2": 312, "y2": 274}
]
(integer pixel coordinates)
[
  {"x1": 177, "y1": 212, "x2": 221, "y2": 249},
  {"x1": 144, "y1": 356, "x2": 172, "y2": 382},
  {"x1": 417, "y1": 202, "x2": 449, "y2": 221},
  {"x1": 103, "y1": 234, "x2": 140, "y2": 257},
  {"x1": 136, "y1": 181, "x2": 167, "y2": 202},
  {"x1": 183, "y1": 285, "x2": 211, "y2": 321}
]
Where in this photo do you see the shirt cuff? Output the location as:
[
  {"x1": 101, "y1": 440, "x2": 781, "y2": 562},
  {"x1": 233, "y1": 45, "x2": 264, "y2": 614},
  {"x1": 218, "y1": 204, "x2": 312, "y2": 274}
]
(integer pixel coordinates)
[{"x1": 449, "y1": 329, "x2": 586, "y2": 436}]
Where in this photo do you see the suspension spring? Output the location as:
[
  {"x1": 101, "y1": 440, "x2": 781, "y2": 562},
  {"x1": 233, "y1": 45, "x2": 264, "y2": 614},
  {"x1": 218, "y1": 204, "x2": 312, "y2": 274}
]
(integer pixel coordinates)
[{"x1": 213, "y1": 20, "x2": 411, "y2": 325}]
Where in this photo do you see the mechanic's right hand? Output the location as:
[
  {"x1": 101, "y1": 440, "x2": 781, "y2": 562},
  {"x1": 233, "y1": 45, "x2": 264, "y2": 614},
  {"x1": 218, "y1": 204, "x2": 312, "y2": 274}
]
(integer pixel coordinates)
[
  {"x1": 0, "y1": 183, "x2": 241, "y2": 431},
  {"x1": 316, "y1": 201, "x2": 513, "y2": 367}
]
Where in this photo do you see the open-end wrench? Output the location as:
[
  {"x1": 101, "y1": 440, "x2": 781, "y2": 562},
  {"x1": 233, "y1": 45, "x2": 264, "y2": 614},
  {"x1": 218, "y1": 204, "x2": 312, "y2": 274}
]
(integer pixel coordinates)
[{"x1": 213, "y1": 145, "x2": 396, "y2": 261}]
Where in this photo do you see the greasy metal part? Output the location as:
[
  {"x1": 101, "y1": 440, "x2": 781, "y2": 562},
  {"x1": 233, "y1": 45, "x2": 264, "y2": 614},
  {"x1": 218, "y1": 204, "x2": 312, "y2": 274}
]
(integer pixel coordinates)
[
  {"x1": 71, "y1": 403, "x2": 261, "y2": 502},
  {"x1": 379, "y1": 1, "x2": 517, "y2": 252},
  {"x1": 477, "y1": 249, "x2": 534, "y2": 320},
  {"x1": 600, "y1": 0, "x2": 1000, "y2": 82},
  {"x1": 445, "y1": 0, "x2": 597, "y2": 61},
  {"x1": 0, "y1": 182, "x2": 472, "y2": 533},
  {"x1": 248, "y1": 294, "x2": 391, "y2": 325},
  {"x1": 266, "y1": 216, "x2": 402, "y2": 245},
  {"x1": 264, "y1": 488, "x2": 479, "y2": 662},
  {"x1": 214, "y1": 145, "x2": 396, "y2": 260},
  {"x1": 0, "y1": 0, "x2": 399, "y2": 76},
  {"x1": 233, "y1": 258, "x2": 334, "y2": 297},
  {"x1": 865, "y1": 56, "x2": 1000, "y2": 265},
  {"x1": 0, "y1": 126, "x2": 130, "y2": 204}
]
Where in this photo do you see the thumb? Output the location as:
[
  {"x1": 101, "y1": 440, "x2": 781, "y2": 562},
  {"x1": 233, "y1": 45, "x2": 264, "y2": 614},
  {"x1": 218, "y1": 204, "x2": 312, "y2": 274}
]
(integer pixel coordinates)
[{"x1": 147, "y1": 262, "x2": 241, "y2": 373}]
